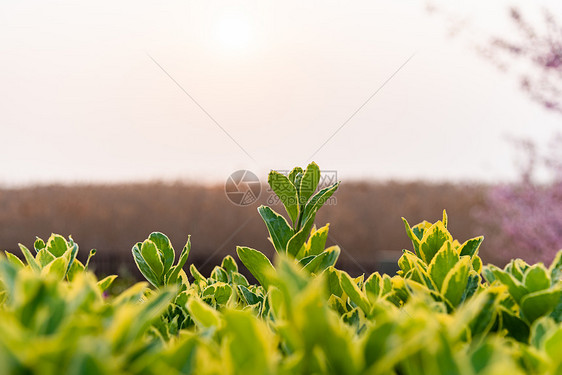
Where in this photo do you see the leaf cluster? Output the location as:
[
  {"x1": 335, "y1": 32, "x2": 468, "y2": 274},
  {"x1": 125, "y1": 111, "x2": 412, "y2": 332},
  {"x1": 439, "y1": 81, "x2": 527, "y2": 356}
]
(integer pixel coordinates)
[{"x1": 0, "y1": 164, "x2": 561, "y2": 374}]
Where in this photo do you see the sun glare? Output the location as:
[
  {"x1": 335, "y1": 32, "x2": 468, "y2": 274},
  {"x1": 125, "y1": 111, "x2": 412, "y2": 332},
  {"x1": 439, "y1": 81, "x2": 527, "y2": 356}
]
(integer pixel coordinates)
[{"x1": 214, "y1": 12, "x2": 252, "y2": 52}]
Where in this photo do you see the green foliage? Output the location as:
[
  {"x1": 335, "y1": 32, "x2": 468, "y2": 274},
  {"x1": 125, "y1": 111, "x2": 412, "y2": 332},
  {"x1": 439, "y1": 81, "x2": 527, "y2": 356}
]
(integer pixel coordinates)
[
  {"x1": 132, "y1": 233, "x2": 191, "y2": 288},
  {"x1": 258, "y1": 162, "x2": 339, "y2": 258},
  {"x1": 482, "y1": 255, "x2": 562, "y2": 336},
  {"x1": 238, "y1": 163, "x2": 341, "y2": 296},
  {"x1": 399, "y1": 212, "x2": 484, "y2": 310},
  {"x1": 5, "y1": 234, "x2": 110, "y2": 286},
  {"x1": 0, "y1": 260, "x2": 175, "y2": 374},
  {"x1": 0, "y1": 164, "x2": 561, "y2": 374}
]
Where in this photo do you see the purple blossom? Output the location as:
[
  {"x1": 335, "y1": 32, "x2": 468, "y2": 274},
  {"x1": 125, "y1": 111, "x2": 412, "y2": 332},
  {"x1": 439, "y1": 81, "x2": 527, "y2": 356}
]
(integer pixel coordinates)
[{"x1": 478, "y1": 137, "x2": 562, "y2": 264}]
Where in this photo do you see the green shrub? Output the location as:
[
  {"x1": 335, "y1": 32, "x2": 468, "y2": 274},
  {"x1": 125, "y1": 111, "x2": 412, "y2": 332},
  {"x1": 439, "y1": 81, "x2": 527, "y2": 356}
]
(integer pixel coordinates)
[{"x1": 0, "y1": 163, "x2": 560, "y2": 374}]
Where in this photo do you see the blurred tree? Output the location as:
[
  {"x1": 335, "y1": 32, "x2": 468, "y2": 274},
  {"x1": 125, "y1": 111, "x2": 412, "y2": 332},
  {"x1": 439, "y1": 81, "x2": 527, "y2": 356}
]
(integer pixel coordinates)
[
  {"x1": 426, "y1": 3, "x2": 562, "y2": 113},
  {"x1": 475, "y1": 7, "x2": 562, "y2": 263},
  {"x1": 478, "y1": 136, "x2": 562, "y2": 264},
  {"x1": 484, "y1": 7, "x2": 562, "y2": 114},
  {"x1": 425, "y1": 3, "x2": 562, "y2": 263}
]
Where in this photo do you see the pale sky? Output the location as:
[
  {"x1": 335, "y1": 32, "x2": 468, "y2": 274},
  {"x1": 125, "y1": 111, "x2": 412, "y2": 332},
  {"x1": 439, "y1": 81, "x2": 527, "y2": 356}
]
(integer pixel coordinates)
[{"x1": 1, "y1": 0, "x2": 561, "y2": 186}]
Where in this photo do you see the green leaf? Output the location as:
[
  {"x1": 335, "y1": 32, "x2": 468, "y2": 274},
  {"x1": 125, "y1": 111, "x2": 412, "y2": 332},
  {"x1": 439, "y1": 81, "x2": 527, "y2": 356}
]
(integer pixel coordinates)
[
  {"x1": 141, "y1": 240, "x2": 164, "y2": 280},
  {"x1": 298, "y1": 162, "x2": 321, "y2": 205},
  {"x1": 341, "y1": 307, "x2": 361, "y2": 329},
  {"x1": 458, "y1": 287, "x2": 501, "y2": 339},
  {"x1": 412, "y1": 221, "x2": 432, "y2": 241},
  {"x1": 268, "y1": 286, "x2": 284, "y2": 319},
  {"x1": 67, "y1": 259, "x2": 85, "y2": 281},
  {"x1": 0, "y1": 261, "x2": 18, "y2": 298},
  {"x1": 382, "y1": 274, "x2": 392, "y2": 294},
  {"x1": 458, "y1": 236, "x2": 484, "y2": 257},
  {"x1": 221, "y1": 255, "x2": 238, "y2": 275},
  {"x1": 110, "y1": 287, "x2": 176, "y2": 350},
  {"x1": 68, "y1": 353, "x2": 105, "y2": 375},
  {"x1": 258, "y1": 205, "x2": 294, "y2": 254},
  {"x1": 328, "y1": 294, "x2": 347, "y2": 315},
  {"x1": 428, "y1": 241, "x2": 459, "y2": 291},
  {"x1": 98, "y1": 275, "x2": 118, "y2": 292},
  {"x1": 524, "y1": 264, "x2": 551, "y2": 292},
  {"x1": 544, "y1": 326, "x2": 562, "y2": 362},
  {"x1": 301, "y1": 182, "x2": 339, "y2": 226},
  {"x1": 33, "y1": 237, "x2": 46, "y2": 252},
  {"x1": 36, "y1": 249, "x2": 55, "y2": 268},
  {"x1": 288, "y1": 167, "x2": 303, "y2": 186},
  {"x1": 469, "y1": 340, "x2": 497, "y2": 373},
  {"x1": 434, "y1": 331, "x2": 462, "y2": 375},
  {"x1": 326, "y1": 267, "x2": 343, "y2": 297},
  {"x1": 418, "y1": 222, "x2": 452, "y2": 264},
  {"x1": 132, "y1": 242, "x2": 160, "y2": 288},
  {"x1": 442, "y1": 256, "x2": 470, "y2": 307},
  {"x1": 304, "y1": 246, "x2": 340, "y2": 274},
  {"x1": 521, "y1": 289, "x2": 562, "y2": 323},
  {"x1": 314, "y1": 245, "x2": 341, "y2": 275},
  {"x1": 113, "y1": 281, "x2": 149, "y2": 306},
  {"x1": 298, "y1": 254, "x2": 316, "y2": 268},
  {"x1": 275, "y1": 256, "x2": 310, "y2": 295},
  {"x1": 41, "y1": 256, "x2": 68, "y2": 280},
  {"x1": 166, "y1": 236, "x2": 191, "y2": 285},
  {"x1": 189, "y1": 264, "x2": 206, "y2": 284},
  {"x1": 506, "y1": 259, "x2": 526, "y2": 282},
  {"x1": 402, "y1": 218, "x2": 421, "y2": 258},
  {"x1": 238, "y1": 285, "x2": 261, "y2": 305},
  {"x1": 305, "y1": 224, "x2": 330, "y2": 257},
  {"x1": 236, "y1": 246, "x2": 275, "y2": 290},
  {"x1": 223, "y1": 309, "x2": 273, "y2": 375},
  {"x1": 530, "y1": 317, "x2": 556, "y2": 349},
  {"x1": 177, "y1": 268, "x2": 189, "y2": 286},
  {"x1": 203, "y1": 282, "x2": 232, "y2": 305},
  {"x1": 268, "y1": 170, "x2": 299, "y2": 225},
  {"x1": 485, "y1": 265, "x2": 529, "y2": 304},
  {"x1": 5, "y1": 252, "x2": 25, "y2": 269},
  {"x1": 85, "y1": 249, "x2": 96, "y2": 270},
  {"x1": 549, "y1": 250, "x2": 562, "y2": 283},
  {"x1": 148, "y1": 232, "x2": 175, "y2": 275},
  {"x1": 210, "y1": 266, "x2": 228, "y2": 283},
  {"x1": 460, "y1": 271, "x2": 481, "y2": 303},
  {"x1": 339, "y1": 270, "x2": 371, "y2": 314},
  {"x1": 364, "y1": 272, "x2": 382, "y2": 300},
  {"x1": 399, "y1": 251, "x2": 427, "y2": 284},
  {"x1": 161, "y1": 335, "x2": 198, "y2": 373},
  {"x1": 472, "y1": 256, "x2": 483, "y2": 274},
  {"x1": 412, "y1": 261, "x2": 438, "y2": 291},
  {"x1": 500, "y1": 307, "x2": 530, "y2": 342},
  {"x1": 45, "y1": 234, "x2": 68, "y2": 257},
  {"x1": 63, "y1": 242, "x2": 78, "y2": 279},
  {"x1": 18, "y1": 243, "x2": 41, "y2": 273},
  {"x1": 397, "y1": 250, "x2": 416, "y2": 275},
  {"x1": 286, "y1": 213, "x2": 316, "y2": 258},
  {"x1": 363, "y1": 320, "x2": 396, "y2": 369},
  {"x1": 231, "y1": 271, "x2": 250, "y2": 287},
  {"x1": 187, "y1": 297, "x2": 221, "y2": 329}
]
